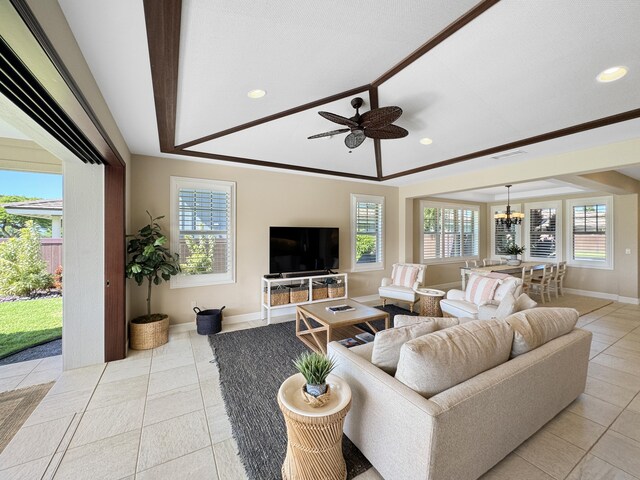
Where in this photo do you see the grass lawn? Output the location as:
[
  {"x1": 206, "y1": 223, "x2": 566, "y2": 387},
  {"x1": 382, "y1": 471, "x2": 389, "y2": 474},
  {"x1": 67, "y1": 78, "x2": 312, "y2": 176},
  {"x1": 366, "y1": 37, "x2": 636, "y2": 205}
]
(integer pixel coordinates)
[{"x1": 0, "y1": 297, "x2": 62, "y2": 359}]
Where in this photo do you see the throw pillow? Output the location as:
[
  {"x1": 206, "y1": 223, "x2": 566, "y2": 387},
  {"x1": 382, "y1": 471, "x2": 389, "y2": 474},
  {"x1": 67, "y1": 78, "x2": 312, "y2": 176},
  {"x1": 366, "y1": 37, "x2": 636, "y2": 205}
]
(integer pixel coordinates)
[
  {"x1": 494, "y1": 292, "x2": 517, "y2": 319},
  {"x1": 504, "y1": 307, "x2": 578, "y2": 357},
  {"x1": 493, "y1": 278, "x2": 521, "y2": 302},
  {"x1": 514, "y1": 293, "x2": 537, "y2": 312},
  {"x1": 394, "y1": 320, "x2": 513, "y2": 398},
  {"x1": 391, "y1": 264, "x2": 419, "y2": 288},
  {"x1": 371, "y1": 320, "x2": 443, "y2": 374},
  {"x1": 464, "y1": 275, "x2": 502, "y2": 306}
]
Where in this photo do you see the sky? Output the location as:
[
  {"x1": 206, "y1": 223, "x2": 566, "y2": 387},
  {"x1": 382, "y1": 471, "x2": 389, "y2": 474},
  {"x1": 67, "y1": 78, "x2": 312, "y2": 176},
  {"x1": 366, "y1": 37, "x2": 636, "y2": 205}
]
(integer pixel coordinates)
[{"x1": 0, "y1": 170, "x2": 63, "y2": 199}]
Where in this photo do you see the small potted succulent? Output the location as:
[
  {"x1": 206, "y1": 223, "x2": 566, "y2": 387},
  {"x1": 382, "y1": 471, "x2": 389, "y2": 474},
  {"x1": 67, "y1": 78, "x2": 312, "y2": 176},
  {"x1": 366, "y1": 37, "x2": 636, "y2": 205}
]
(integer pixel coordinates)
[
  {"x1": 502, "y1": 241, "x2": 526, "y2": 266},
  {"x1": 293, "y1": 351, "x2": 336, "y2": 401}
]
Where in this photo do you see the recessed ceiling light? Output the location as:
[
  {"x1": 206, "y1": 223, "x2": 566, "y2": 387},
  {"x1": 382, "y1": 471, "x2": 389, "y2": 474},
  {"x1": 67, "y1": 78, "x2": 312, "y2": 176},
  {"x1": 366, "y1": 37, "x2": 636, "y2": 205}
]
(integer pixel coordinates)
[
  {"x1": 596, "y1": 66, "x2": 628, "y2": 83},
  {"x1": 247, "y1": 89, "x2": 266, "y2": 99},
  {"x1": 419, "y1": 137, "x2": 433, "y2": 145}
]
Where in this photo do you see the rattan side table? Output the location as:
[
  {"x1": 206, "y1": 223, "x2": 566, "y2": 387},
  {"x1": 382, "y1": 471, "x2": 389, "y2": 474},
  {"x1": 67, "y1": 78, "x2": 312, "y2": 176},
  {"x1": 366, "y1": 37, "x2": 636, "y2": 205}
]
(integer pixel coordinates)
[
  {"x1": 414, "y1": 288, "x2": 446, "y2": 316},
  {"x1": 278, "y1": 373, "x2": 352, "y2": 480}
]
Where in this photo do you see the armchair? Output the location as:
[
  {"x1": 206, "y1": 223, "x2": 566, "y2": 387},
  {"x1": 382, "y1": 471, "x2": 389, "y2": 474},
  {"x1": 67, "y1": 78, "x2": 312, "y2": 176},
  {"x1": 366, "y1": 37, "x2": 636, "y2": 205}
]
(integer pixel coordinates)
[{"x1": 378, "y1": 263, "x2": 427, "y2": 313}]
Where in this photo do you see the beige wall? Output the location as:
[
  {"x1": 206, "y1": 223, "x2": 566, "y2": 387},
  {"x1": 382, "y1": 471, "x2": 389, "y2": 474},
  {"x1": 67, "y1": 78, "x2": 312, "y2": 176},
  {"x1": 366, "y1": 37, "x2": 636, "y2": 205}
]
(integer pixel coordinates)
[{"x1": 130, "y1": 155, "x2": 399, "y2": 324}]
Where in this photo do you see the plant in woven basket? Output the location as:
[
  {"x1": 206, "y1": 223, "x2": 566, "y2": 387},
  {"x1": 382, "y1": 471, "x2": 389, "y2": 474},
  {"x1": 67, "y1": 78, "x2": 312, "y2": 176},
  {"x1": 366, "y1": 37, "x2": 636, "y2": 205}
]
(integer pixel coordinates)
[
  {"x1": 293, "y1": 351, "x2": 336, "y2": 397},
  {"x1": 126, "y1": 211, "x2": 181, "y2": 324}
]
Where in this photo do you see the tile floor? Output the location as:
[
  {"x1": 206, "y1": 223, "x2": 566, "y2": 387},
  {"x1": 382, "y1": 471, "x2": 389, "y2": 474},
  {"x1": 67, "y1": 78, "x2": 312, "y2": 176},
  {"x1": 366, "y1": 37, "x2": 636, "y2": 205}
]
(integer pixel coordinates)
[{"x1": 0, "y1": 302, "x2": 638, "y2": 479}]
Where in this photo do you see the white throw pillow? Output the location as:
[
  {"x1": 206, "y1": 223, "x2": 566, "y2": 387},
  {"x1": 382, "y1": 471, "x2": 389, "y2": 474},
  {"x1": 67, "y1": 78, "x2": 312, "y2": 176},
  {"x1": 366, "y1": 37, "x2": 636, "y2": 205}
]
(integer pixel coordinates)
[
  {"x1": 394, "y1": 320, "x2": 513, "y2": 398},
  {"x1": 504, "y1": 307, "x2": 578, "y2": 357},
  {"x1": 371, "y1": 320, "x2": 444, "y2": 374},
  {"x1": 514, "y1": 293, "x2": 537, "y2": 312},
  {"x1": 391, "y1": 265, "x2": 419, "y2": 288},
  {"x1": 494, "y1": 292, "x2": 517, "y2": 319}
]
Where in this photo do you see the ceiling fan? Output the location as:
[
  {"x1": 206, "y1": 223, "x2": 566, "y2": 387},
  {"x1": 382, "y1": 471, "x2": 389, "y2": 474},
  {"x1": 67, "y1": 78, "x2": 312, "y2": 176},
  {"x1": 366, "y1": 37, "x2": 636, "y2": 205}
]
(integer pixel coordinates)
[{"x1": 308, "y1": 97, "x2": 408, "y2": 149}]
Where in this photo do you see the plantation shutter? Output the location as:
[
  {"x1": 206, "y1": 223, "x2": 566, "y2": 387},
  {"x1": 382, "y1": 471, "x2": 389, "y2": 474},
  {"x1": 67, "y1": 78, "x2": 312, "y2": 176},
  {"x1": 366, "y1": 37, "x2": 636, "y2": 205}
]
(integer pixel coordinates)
[
  {"x1": 495, "y1": 221, "x2": 517, "y2": 256},
  {"x1": 178, "y1": 186, "x2": 232, "y2": 275},
  {"x1": 572, "y1": 204, "x2": 607, "y2": 262},
  {"x1": 355, "y1": 198, "x2": 383, "y2": 265},
  {"x1": 528, "y1": 207, "x2": 557, "y2": 259},
  {"x1": 422, "y1": 204, "x2": 478, "y2": 260}
]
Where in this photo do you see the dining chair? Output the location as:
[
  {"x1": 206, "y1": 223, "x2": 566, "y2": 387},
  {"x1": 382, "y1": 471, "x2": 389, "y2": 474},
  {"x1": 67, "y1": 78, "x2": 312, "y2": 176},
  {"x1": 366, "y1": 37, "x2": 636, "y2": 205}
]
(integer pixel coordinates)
[
  {"x1": 521, "y1": 266, "x2": 534, "y2": 295},
  {"x1": 550, "y1": 261, "x2": 567, "y2": 298},
  {"x1": 482, "y1": 258, "x2": 499, "y2": 267},
  {"x1": 465, "y1": 260, "x2": 479, "y2": 268},
  {"x1": 529, "y1": 264, "x2": 554, "y2": 304}
]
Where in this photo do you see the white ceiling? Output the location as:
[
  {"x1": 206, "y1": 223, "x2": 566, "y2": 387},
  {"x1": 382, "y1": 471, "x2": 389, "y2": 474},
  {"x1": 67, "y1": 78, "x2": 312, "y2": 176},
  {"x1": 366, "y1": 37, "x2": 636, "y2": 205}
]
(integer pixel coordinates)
[
  {"x1": 0, "y1": 116, "x2": 30, "y2": 140},
  {"x1": 57, "y1": 0, "x2": 640, "y2": 184}
]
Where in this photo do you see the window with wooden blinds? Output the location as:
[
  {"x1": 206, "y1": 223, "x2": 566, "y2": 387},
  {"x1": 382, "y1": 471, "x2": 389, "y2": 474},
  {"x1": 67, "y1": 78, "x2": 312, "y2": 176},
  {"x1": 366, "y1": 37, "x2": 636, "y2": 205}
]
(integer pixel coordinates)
[
  {"x1": 351, "y1": 194, "x2": 384, "y2": 271},
  {"x1": 421, "y1": 201, "x2": 479, "y2": 262}
]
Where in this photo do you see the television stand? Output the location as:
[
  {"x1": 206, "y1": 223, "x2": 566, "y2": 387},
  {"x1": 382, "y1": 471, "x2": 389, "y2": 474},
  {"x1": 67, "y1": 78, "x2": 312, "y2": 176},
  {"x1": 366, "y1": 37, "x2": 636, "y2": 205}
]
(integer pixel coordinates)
[{"x1": 261, "y1": 272, "x2": 348, "y2": 324}]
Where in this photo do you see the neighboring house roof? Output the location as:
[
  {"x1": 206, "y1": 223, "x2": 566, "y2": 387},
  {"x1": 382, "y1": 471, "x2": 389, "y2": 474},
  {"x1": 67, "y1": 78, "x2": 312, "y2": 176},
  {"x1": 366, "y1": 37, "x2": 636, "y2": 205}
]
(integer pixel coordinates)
[{"x1": 3, "y1": 199, "x2": 63, "y2": 219}]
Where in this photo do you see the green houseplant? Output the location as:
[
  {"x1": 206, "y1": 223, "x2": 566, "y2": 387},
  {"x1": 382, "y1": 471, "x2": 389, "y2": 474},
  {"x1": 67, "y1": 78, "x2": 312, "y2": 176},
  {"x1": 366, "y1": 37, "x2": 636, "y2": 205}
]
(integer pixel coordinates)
[
  {"x1": 293, "y1": 351, "x2": 336, "y2": 398},
  {"x1": 501, "y1": 241, "x2": 526, "y2": 266},
  {"x1": 125, "y1": 212, "x2": 181, "y2": 349}
]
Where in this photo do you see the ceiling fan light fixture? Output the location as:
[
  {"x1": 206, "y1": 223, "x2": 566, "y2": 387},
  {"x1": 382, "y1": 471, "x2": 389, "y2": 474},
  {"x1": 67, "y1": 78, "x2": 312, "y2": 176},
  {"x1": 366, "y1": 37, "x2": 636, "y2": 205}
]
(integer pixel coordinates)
[
  {"x1": 419, "y1": 137, "x2": 433, "y2": 145},
  {"x1": 247, "y1": 89, "x2": 266, "y2": 99},
  {"x1": 596, "y1": 66, "x2": 628, "y2": 83}
]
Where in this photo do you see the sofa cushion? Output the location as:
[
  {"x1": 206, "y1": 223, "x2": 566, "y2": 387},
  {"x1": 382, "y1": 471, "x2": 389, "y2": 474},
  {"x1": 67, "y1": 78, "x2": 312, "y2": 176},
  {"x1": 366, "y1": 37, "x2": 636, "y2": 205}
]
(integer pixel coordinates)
[
  {"x1": 393, "y1": 315, "x2": 458, "y2": 329},
  {"x1": 514, "y1": 293, "x2": 537, "y2": 312},
  {"x1": 394, "y1": 320, "x2": 513, "y2": 398},
  {"x1": 392, "y1": 264, "x2": 419, "y2": 288},
  {"x1": 465, "y1": 275, "x2": 502, "y2": 306},
  {"x1": 379, "y1": 285, "x2": 416, "y2": 302},
  {"x1": 493, "y1": 277, "x2": 521, "y2": 302},
  {"x1": 504, "y1": 307, "x2": 578, "y2": 357},
  {"x1": 371, "y1": 320, "x2": 447, "y2": 374},
  {"x1": 440, "y1": 298, "x2": 479, "y2": 317}
]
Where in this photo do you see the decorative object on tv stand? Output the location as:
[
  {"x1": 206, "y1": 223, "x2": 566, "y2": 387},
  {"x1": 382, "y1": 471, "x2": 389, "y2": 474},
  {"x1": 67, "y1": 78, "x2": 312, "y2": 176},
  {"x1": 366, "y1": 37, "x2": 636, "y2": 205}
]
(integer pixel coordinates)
[
  {"x1": 494, "y1": 184, "x2": 525, "y2": 229},
  {"x1": 502, "y1": 241, "x2": 526, "y2": 266},
  {"x1": 293, "y1": 351, "x2": 336, "y2": 404},
  {"x1": 125, "y1": 211, "x2": 181, "y2": 350}
]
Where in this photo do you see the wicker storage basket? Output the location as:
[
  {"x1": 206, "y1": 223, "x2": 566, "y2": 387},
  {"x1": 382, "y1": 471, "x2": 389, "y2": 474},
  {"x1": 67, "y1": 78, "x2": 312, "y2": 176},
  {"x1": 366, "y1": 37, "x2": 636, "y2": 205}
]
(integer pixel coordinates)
[
  {"x1": 290, "y1": 284, "x2": 309, "y2": 303},
  {"x1": 264, "y1": 285, "x2": 290, "y2": 306},
  {"x1": 328, "y1": 282, "x2": 345, "y2": 298},
  {"x1": 129, "y1": 315, "x2": 169, "y2": 350},
  {"x1": 312, "y1": 282, "x2": 328, "y2": 300}
]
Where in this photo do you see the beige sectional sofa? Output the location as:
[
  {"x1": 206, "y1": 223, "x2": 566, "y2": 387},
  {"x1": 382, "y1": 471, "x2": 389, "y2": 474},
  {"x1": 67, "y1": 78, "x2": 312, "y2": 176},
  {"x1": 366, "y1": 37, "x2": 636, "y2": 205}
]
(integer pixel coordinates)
[{"x1": 328, "y1": 308, "x2": 592, "y2": 480}]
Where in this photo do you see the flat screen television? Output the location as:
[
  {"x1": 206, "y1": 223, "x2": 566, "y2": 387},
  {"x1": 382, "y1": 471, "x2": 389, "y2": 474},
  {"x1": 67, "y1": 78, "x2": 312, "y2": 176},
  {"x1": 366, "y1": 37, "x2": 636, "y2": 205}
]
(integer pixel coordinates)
[{"x1": 269, "y1": 227, "x2": 339, "y2": 274}]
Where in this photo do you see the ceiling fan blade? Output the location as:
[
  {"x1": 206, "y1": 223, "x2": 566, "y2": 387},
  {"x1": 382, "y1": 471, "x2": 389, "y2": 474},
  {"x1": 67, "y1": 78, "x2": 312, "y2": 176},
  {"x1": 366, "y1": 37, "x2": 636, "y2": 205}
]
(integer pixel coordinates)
[
  {"x1": 344, "y1": 130, "x2": 366, "y2": 149},
  {"x1": 318, "y1": 111, "x2": 358, "y2": 127},
  {"x1": 307, "y1": 128, "x2": 350, "y2": 139},
  {"x1": 364, "y1": 124, "x2": 409, "y2": 139},
  {"x1": 360, "y1": 106, "x2": 403, "y2": 129}
]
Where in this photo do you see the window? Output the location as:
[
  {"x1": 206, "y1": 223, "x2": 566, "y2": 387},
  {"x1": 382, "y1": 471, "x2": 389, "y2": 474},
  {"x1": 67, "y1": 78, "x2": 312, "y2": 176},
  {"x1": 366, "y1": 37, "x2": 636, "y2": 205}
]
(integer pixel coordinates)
[
  {"x1": 524, "y1": 201, "x2": 561, "y2": 261},
  {"x1": 421, "y1": 201, "x2": 479, "y2": 262},
  {"x1": 489, "y1": 203, "x2": 521, "y2": 259},
  {"x1": 566, "y1": 196, "x2": 613, "y2": 269},
  {"x1": 351, "y1": 194, "x2": 384, "y2": 271},
  {"x1": 170, "y1": 177, "x2": 235, "y2": 287}
]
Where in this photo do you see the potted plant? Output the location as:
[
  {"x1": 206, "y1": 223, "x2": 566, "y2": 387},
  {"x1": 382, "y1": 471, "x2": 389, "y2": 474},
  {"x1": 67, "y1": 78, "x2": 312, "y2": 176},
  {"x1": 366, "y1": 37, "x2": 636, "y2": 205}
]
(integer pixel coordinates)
[
  {"x1": 502, "y1": 241, "x2": 526, "y2": 266},
  {"x1": 293, "y1": 351, "x2": 336, "y2": 401},
  {"x1": 125, "y1": 212, "x2": 181, "y2": 349}
]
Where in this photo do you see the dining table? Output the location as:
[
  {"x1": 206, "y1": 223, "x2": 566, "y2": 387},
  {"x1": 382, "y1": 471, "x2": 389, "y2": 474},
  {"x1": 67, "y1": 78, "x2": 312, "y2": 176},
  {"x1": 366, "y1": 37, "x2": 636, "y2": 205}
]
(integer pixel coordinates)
[{"x1": 460, "y1": 262, "x2": 552, "y2": 290}]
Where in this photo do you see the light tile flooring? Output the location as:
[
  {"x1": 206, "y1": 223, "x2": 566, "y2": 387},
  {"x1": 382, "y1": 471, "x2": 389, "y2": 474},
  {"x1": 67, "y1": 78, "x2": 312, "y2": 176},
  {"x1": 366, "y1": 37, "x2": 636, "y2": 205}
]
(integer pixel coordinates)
[{"x1": 0, "y1": 302, "x2": 638, "y2": 479}]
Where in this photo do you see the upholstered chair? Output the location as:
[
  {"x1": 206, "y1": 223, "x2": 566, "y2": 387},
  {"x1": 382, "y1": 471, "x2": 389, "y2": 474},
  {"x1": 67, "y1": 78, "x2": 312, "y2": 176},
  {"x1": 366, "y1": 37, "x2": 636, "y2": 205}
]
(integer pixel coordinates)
[{"x1": 378, "y1": 263, "x2": 427, "y2": 313}]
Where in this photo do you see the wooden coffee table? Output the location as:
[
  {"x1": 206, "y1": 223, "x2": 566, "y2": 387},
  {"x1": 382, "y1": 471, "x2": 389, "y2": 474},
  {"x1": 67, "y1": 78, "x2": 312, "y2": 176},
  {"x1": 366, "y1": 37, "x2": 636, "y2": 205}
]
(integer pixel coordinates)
[{"x1": 295, "y1": 299, "x2": 390, "y2": 353}]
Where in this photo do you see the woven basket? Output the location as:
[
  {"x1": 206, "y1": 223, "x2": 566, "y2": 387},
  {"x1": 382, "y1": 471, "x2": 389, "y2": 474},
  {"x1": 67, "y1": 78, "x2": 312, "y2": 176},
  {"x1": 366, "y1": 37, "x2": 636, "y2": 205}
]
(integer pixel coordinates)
[
  {"x1": 290, "y1": 285, "x2": 309, "y2": 303},
  {"x1": 129, "y1": 315, "x2": 169, "y2": 350},
  {"x1": 328, "y1": 283, "x2": 345, "y2": 298},
  {"x1": 312, "y1": 282, "x2": 328, "y2": 301},
  {"x1": 264, "y1": 286, "x2": 290, "y2": 306}
]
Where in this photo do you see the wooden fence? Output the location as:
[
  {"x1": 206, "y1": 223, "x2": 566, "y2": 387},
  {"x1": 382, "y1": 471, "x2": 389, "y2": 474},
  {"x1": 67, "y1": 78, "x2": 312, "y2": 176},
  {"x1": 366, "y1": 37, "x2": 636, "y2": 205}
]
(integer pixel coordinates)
[{"x1": 0, "y1": 238, "x2": 62, "y2": 274}]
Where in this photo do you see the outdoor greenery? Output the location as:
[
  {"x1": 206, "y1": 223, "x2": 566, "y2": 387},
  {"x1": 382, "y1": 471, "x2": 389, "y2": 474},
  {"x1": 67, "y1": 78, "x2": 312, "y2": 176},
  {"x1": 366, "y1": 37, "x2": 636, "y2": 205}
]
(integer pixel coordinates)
[
  {"x1": 0, "y1": 195, "x2": 51, "y2": 238},
  {"x1": 0, "y1": 221, "x2": 53, "y2": 296},
  {"x1": 355, "y1": 234, "x2": 376, "y2": 262},
  {"x1": 501, "y1": 241, "x2": 526, "y2": 256},
  {"x1": 293, "y1": 351, "x2": 336, "y2": 385},
  {"x1": 180, "y1": 235, "x2": 214, "y2": 274},
  {"x1": 125, "y1": 212, "x2": 181, "y2": 320},
  {"x1": 0, "y1": 297, "x2": 62, "y2": 359}
]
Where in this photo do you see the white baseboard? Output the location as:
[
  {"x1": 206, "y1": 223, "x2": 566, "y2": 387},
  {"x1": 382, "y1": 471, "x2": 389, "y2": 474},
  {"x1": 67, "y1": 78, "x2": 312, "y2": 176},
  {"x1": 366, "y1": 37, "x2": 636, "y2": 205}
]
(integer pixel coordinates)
[
  {"x1": 426, "y1": 281, "x2": 462, "y2": 290},
  {"x1": 564, "y1": 288, "x2": 639, "y2": 304}
]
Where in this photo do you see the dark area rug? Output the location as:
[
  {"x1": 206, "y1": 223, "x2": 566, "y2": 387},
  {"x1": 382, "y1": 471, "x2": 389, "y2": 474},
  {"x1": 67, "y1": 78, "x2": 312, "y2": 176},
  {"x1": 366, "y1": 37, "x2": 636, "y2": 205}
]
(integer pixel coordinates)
[
  {"x1": 0, "y1": 339, "x2": 62, "y2": 366},
  {"x1": 0, "y1": 382, "x2": 53, "y2": 453},
  {"x1": 356, "y1": 304, "x2": 418, "y2": 333},
  {"x1": 208, "y1": 321, "x2": 372, "y2": 480}
]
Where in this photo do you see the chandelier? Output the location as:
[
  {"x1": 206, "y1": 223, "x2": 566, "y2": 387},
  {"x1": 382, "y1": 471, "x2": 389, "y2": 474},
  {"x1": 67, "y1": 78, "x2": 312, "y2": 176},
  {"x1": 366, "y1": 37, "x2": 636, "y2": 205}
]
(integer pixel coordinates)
[{"x1": 494, "y1": 185, "x2": 524, "y2": 229}]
